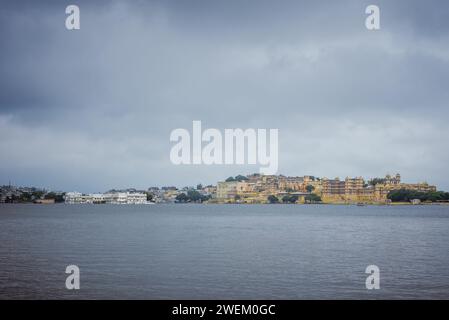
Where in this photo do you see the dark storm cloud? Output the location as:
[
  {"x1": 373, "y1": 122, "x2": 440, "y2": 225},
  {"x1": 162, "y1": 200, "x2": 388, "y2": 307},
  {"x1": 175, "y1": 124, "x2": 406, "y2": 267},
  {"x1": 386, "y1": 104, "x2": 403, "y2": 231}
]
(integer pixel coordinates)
[{"x1": 1, "y1": 0, "x2": 449, "y2": 191}]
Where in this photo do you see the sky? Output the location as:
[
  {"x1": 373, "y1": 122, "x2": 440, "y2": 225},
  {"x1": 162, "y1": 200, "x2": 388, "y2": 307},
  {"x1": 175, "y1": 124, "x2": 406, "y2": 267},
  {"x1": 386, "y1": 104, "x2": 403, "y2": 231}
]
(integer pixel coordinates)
[{"x1": 1, "y1": 0, "x2": 449, "y2": 193}]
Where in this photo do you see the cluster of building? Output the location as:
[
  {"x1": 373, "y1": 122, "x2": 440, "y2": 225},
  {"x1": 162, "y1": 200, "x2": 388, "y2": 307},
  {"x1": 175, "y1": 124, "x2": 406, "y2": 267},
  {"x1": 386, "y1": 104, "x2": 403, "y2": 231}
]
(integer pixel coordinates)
[
  {"x1": 0, "y1": 184, "x2": 62, "y2": 204},
  {"x1": 215, "y1": 174, "x2": 315, "y2": 203},
  {"x1": 1, "y1": 173, "x2": 438, "y2": 205},
  {"x1": 64, "y1": 185, "x2": 217, "y2": 204},
  {"x1": 213, "y1": 173, "x2": 437, "y2": 204},
  {"x1": 146, "y1": 186, "x2": 216, "y2": 203},
  {"x1": 64, "y1": 191, "x2": 148, "y2": 204},
  {"x1": 320, "y1": 174, "x2": 435, "y2": 203}
]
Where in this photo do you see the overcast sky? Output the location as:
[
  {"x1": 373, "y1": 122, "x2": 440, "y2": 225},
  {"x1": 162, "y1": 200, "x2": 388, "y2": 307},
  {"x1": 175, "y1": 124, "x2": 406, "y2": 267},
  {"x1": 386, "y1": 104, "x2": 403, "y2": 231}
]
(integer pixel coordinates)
[{"x1": 1, "y1": 0, "x2": 449, "y2": 192}]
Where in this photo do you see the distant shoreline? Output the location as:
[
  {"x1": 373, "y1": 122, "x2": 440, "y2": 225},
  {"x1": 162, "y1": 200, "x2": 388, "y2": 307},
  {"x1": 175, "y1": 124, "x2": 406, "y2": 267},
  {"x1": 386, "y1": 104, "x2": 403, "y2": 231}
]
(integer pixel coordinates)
[{"x1": 2, "y1": 202, "x2": 449, "y2": 206}]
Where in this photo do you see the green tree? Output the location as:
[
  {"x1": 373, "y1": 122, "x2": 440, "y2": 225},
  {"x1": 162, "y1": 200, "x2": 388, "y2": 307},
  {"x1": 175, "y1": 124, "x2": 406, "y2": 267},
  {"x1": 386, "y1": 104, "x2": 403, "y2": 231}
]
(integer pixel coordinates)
[
  {"x1": 387, "y1": 189, "x2": 449, "y2": 202},
  {"x1": 201, "y1": 194, "x2": 212, "y2": 202},
  {"x1": 187, "y1": 190, "x2": 203, "y2": 202},
  {"x1": 282, "y1": 194, "x2": 298, "y2": 203},
  {"x1": 32, "y1": 190, "x2": 45, "y2": 200},
  {"x1": 19, "y1": 192, "x2": 32, "y2": 203},
  {"x1": 225, "y1": 176, "x2": 236, "y2": 182},
  {"x1": 175, "y1": 193, "x2": 189, "y2": 203},
  {"x1": 305, "y1": 185, "x2": 315, "y2": 193},
  {"x1": 235, "y1": 175, "x2": 248, "y2": 181},
  {"x1": 267, "y1": 195, "x2": 279, "y2": 204},
  {"x1": 54, "y1": 193, "x2": 65, "y2": 203},
  {"x1": 305, "y1": 193, "x2": 322, "y2": 203}
]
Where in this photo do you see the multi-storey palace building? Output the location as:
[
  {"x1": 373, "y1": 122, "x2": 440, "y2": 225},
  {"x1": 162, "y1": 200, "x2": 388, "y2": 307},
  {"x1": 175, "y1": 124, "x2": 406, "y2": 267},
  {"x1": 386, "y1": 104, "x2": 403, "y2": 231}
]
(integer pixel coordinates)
[{"x1": 215, "y1": 173, "x2": 437, "y2": 204}]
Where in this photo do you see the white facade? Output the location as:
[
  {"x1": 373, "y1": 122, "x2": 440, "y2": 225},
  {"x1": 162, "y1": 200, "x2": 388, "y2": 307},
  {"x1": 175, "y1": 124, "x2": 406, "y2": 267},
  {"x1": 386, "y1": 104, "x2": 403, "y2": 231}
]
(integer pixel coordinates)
[
  {"x1": 104, "y1": 192, "x2": 147, "y2": 204},
  {"x1": 64, "y1": 192, "x2": 83, "y2": 204},
  {"x1": 65, "y1": 191, "x2": 147, "y2": 204},
  {"x1": 91, "y1": 194, "x2": 105, "y2": 203},
  {"x1": 65, "y1": 192, "x2": 95, "y2": 204},
  {"x1": 125, "y1": 192, "x2": 147, "y2": 204},
  {"x1": 104, "y1": 192, "x2": 127, "y2": 204}
]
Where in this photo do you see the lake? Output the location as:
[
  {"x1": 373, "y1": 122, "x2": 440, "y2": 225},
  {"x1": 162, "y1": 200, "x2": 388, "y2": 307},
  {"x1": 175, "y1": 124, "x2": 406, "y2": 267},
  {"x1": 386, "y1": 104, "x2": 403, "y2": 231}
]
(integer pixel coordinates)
[{"x1": 1, "y1": 204, "x2": 449, "y2": 299}]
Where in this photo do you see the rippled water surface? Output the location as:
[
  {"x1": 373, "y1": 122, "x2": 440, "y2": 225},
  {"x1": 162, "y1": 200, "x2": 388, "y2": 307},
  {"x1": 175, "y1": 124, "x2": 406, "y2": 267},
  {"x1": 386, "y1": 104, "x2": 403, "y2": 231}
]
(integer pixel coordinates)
[{"x1": 1, "y1": 204, "x2": 449, "y2": 299}]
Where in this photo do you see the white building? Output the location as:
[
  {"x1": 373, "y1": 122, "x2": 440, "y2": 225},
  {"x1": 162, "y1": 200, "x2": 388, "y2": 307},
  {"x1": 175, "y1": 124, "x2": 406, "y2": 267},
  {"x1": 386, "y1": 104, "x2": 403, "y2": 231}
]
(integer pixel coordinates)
[
  {"x1": 91, "y1": 194, "x2": 105, "y2": 203},
  {"x1": 65, "y1": 191, "x2": 147, "y2": 204},
  {"x1": 103, "y1": 192, "x2": 147, "y2": 204},
  {"x1": 64, "y1": 192, "x2": 83, "y2": 204},
  {"x1": 126, "y1": 192, "x2": 147, "y2": 204},
  {"x1": 104, "y1": 192, "x2": 125, "y2": 204}
]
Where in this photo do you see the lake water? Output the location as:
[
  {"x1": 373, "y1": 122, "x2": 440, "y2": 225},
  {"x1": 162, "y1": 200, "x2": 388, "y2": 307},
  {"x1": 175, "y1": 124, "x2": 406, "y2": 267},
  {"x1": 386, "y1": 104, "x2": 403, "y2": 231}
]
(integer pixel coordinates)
[{"x1": 0, "y1": 204, "x2": 449, "y2": 299}]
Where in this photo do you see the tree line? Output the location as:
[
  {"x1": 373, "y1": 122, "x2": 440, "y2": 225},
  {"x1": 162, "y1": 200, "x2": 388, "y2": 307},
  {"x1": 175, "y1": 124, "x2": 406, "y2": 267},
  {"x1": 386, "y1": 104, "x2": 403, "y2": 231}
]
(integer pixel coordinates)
[
  {"x1": 267, "y1": 193, "x2": 322, "y2": 204},
  {"x1": 387, "y1": 189, "x2": 449, "y2": 202},
  {"x1": 175, "y1": 190, "x2": 211, "y2": 203}
]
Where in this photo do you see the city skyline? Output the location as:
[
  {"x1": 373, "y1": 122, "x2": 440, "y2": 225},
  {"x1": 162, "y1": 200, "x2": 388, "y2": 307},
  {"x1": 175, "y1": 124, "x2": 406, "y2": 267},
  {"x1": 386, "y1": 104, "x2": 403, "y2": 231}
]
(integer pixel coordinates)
[
  {"x1": 3, "y1": 171, "x2": 447, "y2": 205},
  {"x1": 1, "y1": 171, "x2": 441, "y2": 195}
]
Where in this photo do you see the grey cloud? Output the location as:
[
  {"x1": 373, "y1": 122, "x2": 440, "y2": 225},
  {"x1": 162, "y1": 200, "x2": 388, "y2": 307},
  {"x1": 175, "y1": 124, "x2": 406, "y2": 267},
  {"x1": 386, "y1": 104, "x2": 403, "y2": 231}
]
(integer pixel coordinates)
[{"x1": 1, "y1": 0, "x2": 449, "y2": 191}]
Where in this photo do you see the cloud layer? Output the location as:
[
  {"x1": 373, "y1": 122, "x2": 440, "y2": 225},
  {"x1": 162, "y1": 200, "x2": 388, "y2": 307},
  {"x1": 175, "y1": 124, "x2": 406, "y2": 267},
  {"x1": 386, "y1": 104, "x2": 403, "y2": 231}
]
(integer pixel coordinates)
[{"x1": 1, "y1": 0, "x2": 449, "y2": 192}]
